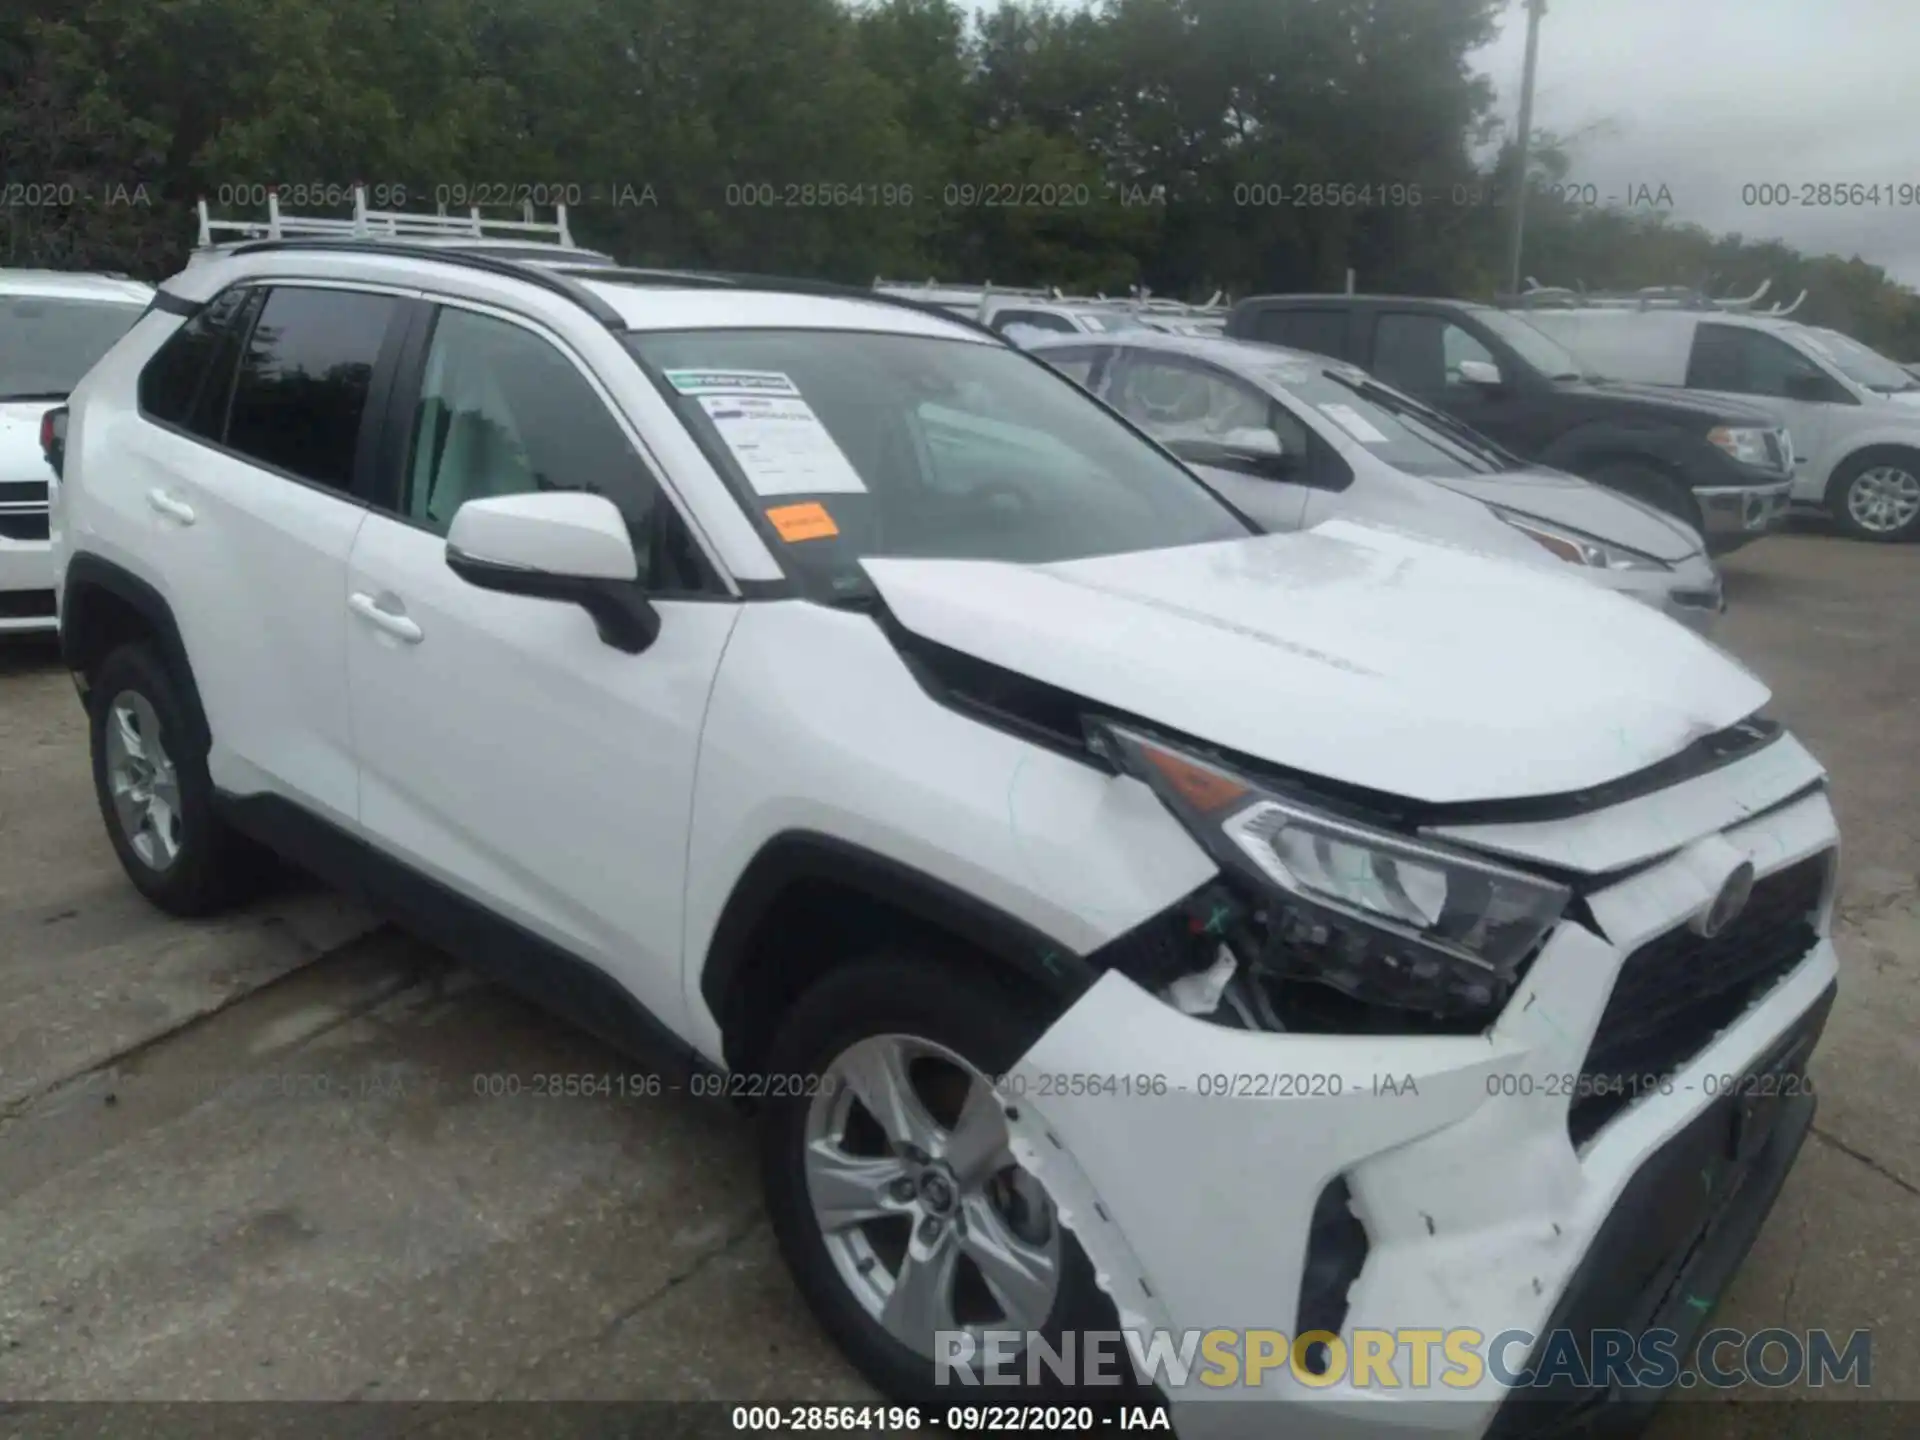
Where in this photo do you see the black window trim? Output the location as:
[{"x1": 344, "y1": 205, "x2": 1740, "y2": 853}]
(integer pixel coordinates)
[
  {"x1": 366, "y1": 295, "x2": 734, "y2": 603},
  {"x1": 135, "y1": 278, "x2": 421, "y2": 512}
]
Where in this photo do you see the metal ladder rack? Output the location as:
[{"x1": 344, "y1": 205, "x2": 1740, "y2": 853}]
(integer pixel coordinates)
[
  {"x1": 196, "y1": 184, "x2": 578, "y2": 250},
  {"x1": 1503, "y1": 276, "x2": 1807, "y2": 316}
]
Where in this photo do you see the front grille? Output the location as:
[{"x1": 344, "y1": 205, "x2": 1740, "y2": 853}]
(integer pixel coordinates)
[
  {"x1": 0, "y1": 511, "x2": 50, "y2": 542},
  {"x1": 0, "y1": 480, "x2": 48, "y2": 504},
  {"x1": 1569, "y1": 850, "x2": 1830, "y2": 1144},
  {"x1": 0, "y1": 589, "x2": 55, "y2": 619}
]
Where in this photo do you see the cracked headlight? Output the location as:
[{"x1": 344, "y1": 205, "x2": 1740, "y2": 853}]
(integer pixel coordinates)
[
  {"x1": 1495, "y1": 510, "x2": 1670, "y2": 572},
  {"x1": 1099, "y1": 724, "x2": 1571, "y2": 1017}
]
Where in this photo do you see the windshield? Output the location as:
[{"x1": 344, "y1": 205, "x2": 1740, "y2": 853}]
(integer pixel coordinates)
[
  {"x1": 1476, "y1": 308, "x2": 1591, "y2": 381},
  {"x1": 0, "y1": 295, "x2": 147, "y2": 400},
  {"x1": 627, "y1": 330, "x2": 1253, "y2": 598},
  {"x1": 1242, "y1": 355, "x2": 1514, "y2": 477},
  {"x1": 1795, "y1": 326, "x2": 1919, "y2": 393}
]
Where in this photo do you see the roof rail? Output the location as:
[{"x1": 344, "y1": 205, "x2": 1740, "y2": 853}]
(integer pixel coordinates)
[
  {"x1": 1505, "y1": 275, "x2": 1809, "y2": 316},
  {"x1": 218, "y1": 238, "x2": 626, "y2": 327},
  {"x1": 196, "y1": 184, "x2": 578, "y2": 251}
]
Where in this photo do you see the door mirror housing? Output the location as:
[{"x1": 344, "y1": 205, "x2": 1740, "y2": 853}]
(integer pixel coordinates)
[
  {"x1": 1456, "y1": 358, "x2": 1504, "y2": 388},
  {"x1": 445, "y1": 492, "x2": 660, "y2": 653}
]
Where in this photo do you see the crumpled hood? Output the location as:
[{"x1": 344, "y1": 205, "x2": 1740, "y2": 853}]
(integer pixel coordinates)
[
  {"x1": 1431, "y1": 466, "x2": 1702, "y2": 561},
  {"x1": 862, "y1": 520, "x2": 1767, "y2": 805},
  {"x1": 0, "y1": 403, "x2": 57, "y2": 486}
]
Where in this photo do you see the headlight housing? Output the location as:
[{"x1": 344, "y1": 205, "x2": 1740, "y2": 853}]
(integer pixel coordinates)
[
  {"x1": 1099, "y1": 724, "x2": 1571, "y2": 1019},
  {"x1": 1494, "y1": 509, "x2": 1670, "y2": 572},
  {"x1": 1707, "y1": 424, "x2": 1788, "y2": 471}
]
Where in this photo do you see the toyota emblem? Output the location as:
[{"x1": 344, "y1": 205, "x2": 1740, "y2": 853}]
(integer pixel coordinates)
[{"x1": 1692, "y1": 858, "x2": 1756, "y2": 938}]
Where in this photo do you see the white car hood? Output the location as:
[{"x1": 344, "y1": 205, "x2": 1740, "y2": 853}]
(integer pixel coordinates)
[
  {"x1": 862, "y1": 520, "x2": 1767, "y2": 805},
  {"x1": 0, "y1": 403, "x2": 56, "y2": 484}
]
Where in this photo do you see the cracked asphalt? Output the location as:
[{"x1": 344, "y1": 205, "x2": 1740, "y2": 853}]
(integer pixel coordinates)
[{"x1": 0, "y1": 527, "x2": 1915, "y2": 1431}]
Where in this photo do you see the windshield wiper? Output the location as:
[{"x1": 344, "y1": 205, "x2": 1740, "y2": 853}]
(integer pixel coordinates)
[{"x1": 0, "y1": 390, "x2": 72, "y2": 403}]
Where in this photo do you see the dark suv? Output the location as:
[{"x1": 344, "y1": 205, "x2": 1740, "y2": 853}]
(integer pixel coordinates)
[{"x1": 1225, "y1": 295, "x2": 1795, "y2": 552}]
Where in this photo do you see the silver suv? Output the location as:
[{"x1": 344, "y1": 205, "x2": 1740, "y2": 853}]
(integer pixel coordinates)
[{"x1": 1524, "y1": 307, "x2": 1920, "y2": 541}]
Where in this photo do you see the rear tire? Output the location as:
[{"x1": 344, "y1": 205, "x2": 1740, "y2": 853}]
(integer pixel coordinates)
[
  {"x1": 1827, "y1": 450, "x2": 1920, "y2": 542},
  {"x1": 759, "y1": 953, "x2": 1133, "y2": 1410},
  {"x1": 88, "y1": 643, "x2": 265, "y2": 916}
]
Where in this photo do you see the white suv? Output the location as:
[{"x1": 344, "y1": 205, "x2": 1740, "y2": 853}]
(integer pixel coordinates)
[
  {"x1": 1, "y1": 269, "x2": 153, "y2": 631},
  {"x1": 1523, "y1": 306, "x2": 1920, "y2": 541},
  {"x1": 53, "y1": 240, "x2": 1840, "y2": 1434}
]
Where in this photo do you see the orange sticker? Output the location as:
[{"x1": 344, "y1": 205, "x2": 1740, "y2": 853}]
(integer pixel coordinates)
[{"x1": 765, "y1": 501, "x2": 840, "y2": 542}]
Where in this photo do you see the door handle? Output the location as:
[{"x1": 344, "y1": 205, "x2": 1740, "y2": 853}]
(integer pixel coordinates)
[
  {"x1": 348, "y1": 591, "x2": 424, "y2": 643},
  {"x1": 146, "y1": 489, "x2": 196, "y2": 525}
]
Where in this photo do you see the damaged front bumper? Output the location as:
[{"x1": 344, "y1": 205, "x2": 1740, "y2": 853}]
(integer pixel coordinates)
[{"x1": 999, "y1": 762, "x2": 1839, "y2": 1439}]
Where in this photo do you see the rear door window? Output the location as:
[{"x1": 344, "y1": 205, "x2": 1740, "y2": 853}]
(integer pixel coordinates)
[
  {"x1": 137, "y1": 287, "x2": 259, "y2": 439},
  {"x1": 224, "y1": 286, "x2": 403, "y2": 492},
  {"x1": 1254, "y1": 308, "x2": 1349, "y2": 360}
]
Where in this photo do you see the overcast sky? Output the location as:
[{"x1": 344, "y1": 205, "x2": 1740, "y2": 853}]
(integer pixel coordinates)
[
  {"x1": 1474, "y1": 0, "x2": 1920, "y2": 287},
  {"x1": 956, "y1": 0, "x2": 1920, "y2": 289}
]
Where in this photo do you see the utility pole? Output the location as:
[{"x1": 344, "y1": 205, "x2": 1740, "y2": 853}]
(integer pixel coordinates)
[{"x1": 1504, "y1": 0, "x2": 1548, "y2": 294}]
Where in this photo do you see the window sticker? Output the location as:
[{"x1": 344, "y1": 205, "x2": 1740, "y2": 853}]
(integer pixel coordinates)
[
  {"x1": 663, "y1": 369, "x2": 800, "y2": 397},
  {"x1": 764, "y1": 501, "x2": 840, "y2": 542},
  {"x1": 691, "y1": 387, "x2": 868, "y2": 496},
  {"x1": 1317, "y1": 402, "x2": 1391, "y2": 444}
]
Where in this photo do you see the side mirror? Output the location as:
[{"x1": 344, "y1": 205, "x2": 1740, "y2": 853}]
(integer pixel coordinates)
[
  {"x1": 445, "y1": 492, "x2": 660, "y2": 653},
  {"x1": 1456, "y1": 359, "x2": 1504, "y2": 387}
]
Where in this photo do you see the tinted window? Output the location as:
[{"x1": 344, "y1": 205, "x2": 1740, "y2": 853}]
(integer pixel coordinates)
[
  {"x1": 403, "y1": 308, "x2": 664, "y2": 564},
  {"x1": 1371, "y1": 314, "x2": 1449, "y2": 394},
  {"x1": 140, "y1": 288, "x2": 256, "y2": 429},
  {"x1": 1686, "y1": 323, "x2": 1832, "y2": 400},
  {"x1": 226, "y1": 287, "x2": 400, "y2": 490},
  {"x1": 1256, "y1": 309, "x2": 1347, "y2": 360}
]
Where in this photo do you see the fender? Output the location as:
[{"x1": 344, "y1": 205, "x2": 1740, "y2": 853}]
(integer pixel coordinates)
[
  {"x1": 59, "y1": 552, "x2": 210, "y2": 752},
  {"x1": 1535, "y1": 417, "x2": 1701, "y2": 483},
  {"x1": 698, "y1": 830, "x2": 1100, "y2": 1042}
]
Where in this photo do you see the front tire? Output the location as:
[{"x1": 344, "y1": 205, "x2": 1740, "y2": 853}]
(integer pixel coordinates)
[
  {"x1": 759, "y1": 954, "x2": 1126, "y2": 1410},
  {"x1": 1828, "y1": 450, "x2": 1920, "y2": 541},
  {"x1": 88, "y1": 642, "x2": 263, "y2": 916}
]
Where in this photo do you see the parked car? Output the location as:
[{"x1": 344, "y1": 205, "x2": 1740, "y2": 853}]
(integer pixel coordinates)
[
  {"x1": 1022, "y1": 330, "x2": 1724, "y2": 631},
  {"x1": 1224, "y1": 294, "x2": 1795, "y2": 553},
  {"x1": 51, "y1": 240, "x2": 1840, "y2": 1433},
  {"x1": 1520, "y1": 306, "x2": 1920, "y2": 541},
  {"x1": 0, "y1": 268, "x2": 154, "y2": 633}
]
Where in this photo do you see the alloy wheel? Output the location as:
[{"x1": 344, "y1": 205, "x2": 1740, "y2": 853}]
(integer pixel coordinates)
[
  {"x1": 103, "y1": 690, "x2": 183, "y2": 870},
  {"x1": 803, "y1": 1033, "x2": 1062, "y2": 1358},
  {"x1": 1846, "y1": 465, "x2": 1920, "y2": 535}
]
